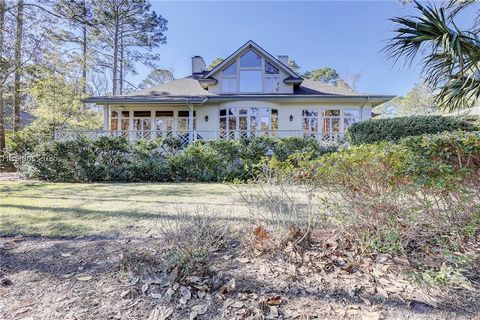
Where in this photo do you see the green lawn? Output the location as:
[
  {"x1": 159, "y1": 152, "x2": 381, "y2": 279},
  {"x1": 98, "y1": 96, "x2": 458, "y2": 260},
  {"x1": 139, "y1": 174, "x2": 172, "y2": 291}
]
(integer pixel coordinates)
[{"x1": 0, "y1": 181, "x2": 251, "y2": 237}]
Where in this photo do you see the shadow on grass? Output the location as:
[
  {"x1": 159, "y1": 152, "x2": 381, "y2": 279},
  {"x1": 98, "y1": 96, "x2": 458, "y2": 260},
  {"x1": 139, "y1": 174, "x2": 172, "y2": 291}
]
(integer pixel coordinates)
[
  {"x1": 0, "y1": 238, "x2": 125, "y2": 277},
  {"x1": 0, "y1": 194, "x2": 246, "y2": 207}
]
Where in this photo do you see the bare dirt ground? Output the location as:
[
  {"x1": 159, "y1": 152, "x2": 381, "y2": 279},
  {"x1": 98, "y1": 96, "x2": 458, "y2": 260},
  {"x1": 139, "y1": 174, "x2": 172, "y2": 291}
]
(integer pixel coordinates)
[
  {"x1": 1, "y1": 234, "x2": 478, "y2": 320},
  {"x1": 0, "y1": 172, "x2": 21, "y2": 182},
  {"x1": 1, "y1": 181, "x2": 478, "y2": 319}
]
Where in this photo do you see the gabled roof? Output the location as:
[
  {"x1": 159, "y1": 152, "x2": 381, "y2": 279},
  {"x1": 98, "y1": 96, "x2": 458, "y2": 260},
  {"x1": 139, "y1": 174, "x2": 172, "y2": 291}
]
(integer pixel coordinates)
[
  {"x1": 83, "y1": 76, "x2": 395, "y2": 106},
  {"x1": 203, "y1": 40, "x2": 302, "y2": 80},
  {"x1": 82, "y1": 40, "x2": 395, "y2": 106}
]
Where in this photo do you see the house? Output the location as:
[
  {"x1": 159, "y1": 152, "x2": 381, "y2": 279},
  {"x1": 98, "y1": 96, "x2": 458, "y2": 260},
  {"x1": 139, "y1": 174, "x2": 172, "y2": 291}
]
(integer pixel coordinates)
[{"x1": 56, "y1": 41, "x2": 394, "y2": 145}]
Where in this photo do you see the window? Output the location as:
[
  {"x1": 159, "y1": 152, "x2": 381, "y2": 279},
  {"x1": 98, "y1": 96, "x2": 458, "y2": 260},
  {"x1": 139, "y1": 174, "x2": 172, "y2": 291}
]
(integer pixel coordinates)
[
  {"x1": 222, "y1": 62, "x2": 237, "y2": 75},
  {"x1": 221, "y1": 51, "x2": 285, "y2": 93},
  {"x1": 177, "y1": 111, "x2": 196, "y2": 131},
  {"x1": 133, "y1": 110, "x2": 152, "y2": 138},
  {"x1": 240, "y1": 70, "x2": 262, "y2": 92},
  {"x1": 156, "y1": 111, "x2": 174, "y2": 117},
  {"x1": 222, "y1": 62, "x2": 237, "y2": 93},
  {"x1": 111, "y1": 111, "x2": 118, "y2": 130},
  {"x1": 344, "y1": 109, "x2": 360, "y2": 128},
  {"x1": 121, "y1": 111, "x2": 129, "y2": 132},
  {"x1": 302, "y1": 110, "x2": 318, "y2": 133},
  {"x1": 219, "y1": 106, "x2": 277, "y2": 139},
  {"x1": 238, "y1": 50, "x2": 263, "y2": 93},
  {"x1": 111, "y1": 110, "x2": 130, "y2": 131},
  {"x1": 240, "y1": 50, "x2": 261, "y2": 67},
  {"x1": 265, "y1": 61, "x2": 279, "y2": 74},
  {"x1": 322, "y1": 109, "x2": 341, "y2": 134},
  {"x1": 264, "y1": 60, "x2": 280, "y2": 93},
  {"x1": 134, "y1": 111, "x2": 151, "y2": 117}
]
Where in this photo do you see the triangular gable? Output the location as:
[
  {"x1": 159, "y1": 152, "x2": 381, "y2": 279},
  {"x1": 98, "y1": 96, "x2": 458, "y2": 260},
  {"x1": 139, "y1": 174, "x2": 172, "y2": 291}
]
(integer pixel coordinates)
[{"x1": 203, "y1": 40, "x2": 302, "y2": 79}]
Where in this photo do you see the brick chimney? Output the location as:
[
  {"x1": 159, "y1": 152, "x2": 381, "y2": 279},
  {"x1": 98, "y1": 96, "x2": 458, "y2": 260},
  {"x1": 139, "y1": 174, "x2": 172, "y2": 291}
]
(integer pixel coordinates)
[{"x1": 192, "y1": 56, "x2": 206, "y2": 74}]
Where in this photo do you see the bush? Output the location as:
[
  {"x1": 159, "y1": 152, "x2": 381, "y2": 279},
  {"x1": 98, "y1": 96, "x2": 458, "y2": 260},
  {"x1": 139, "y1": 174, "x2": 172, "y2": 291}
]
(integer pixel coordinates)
[
  {"x1": 21, "y1": 136, "x2": 336, "y2": 182},
  {"x1": 283, "y1": 131, "x2": 480, "y2": 261},
  {"x1": 346, "y1": 115, "x2": 477, "y2": 145}
]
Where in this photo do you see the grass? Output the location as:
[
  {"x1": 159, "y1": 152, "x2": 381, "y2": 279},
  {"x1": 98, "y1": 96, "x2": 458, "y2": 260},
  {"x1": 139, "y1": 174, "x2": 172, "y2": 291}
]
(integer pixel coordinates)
[{"x1": 0, "y1": 181, "x2": 250, "y2": 238}]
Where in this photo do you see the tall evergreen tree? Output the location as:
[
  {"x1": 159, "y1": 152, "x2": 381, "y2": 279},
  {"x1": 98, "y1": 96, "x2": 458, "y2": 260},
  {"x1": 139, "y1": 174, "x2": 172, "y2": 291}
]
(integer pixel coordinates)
[
  {"x1": 0, "y1": 0, "x2": 6, "y2": 150},
  {"x1": 93, "y1": 0, "x2": 167, "y2": 95},
  {"x1": 13, "y1": 0, "x2": 24, "y2": 132}
]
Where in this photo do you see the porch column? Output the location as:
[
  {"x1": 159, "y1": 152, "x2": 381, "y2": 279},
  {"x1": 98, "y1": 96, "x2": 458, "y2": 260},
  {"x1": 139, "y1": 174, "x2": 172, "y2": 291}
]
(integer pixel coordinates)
[
  {"x1": 151, "y1": 110, "x2": 156, "y2": 139},
  {"x1": 103, "y1": 105, "x2": 109, "y2": 131},
  {"x1": 129, "y1": 110, "x2": 134, "y2": 141},
  {"x1": 188, "y1": 104, "x2": 194, "y2": 142}
]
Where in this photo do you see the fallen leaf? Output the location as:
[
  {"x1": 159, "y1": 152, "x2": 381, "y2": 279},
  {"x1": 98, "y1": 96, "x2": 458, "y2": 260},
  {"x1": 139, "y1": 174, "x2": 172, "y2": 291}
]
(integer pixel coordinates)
[
  {"x1": 231, "y1": 301, "x2": 244, "y2": 309},
  {"x1": 362, "y1": 311, "x2": 382, "y2": 320},
  {"x1": 376, "y1": 286, "x2": 389, "y2": 299},
  {"x1": 189, "y1": 304, "x2": 208, "y2": 320},
  {"x1": 268, "y1": 306, "x2": 279, "y2": 318},
  {"x1": 170, "y1": 266, "x2": 179, "y2": 283},
  {"x1": 236, "y1": 257, "x2": 250, "y2": 264},
  {"x1": 147, "y1": 306, "x2": 173, "y2": 320},
  {"x1": 266, "y1": 295, "x2": 282, "y2": 306}
]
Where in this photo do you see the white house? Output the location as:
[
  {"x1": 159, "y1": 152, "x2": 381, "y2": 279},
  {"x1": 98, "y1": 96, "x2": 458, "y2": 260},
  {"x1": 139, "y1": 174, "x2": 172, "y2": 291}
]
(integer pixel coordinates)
[{"x1": 56, "y1": 41, "x2": 394, "y2": 145}]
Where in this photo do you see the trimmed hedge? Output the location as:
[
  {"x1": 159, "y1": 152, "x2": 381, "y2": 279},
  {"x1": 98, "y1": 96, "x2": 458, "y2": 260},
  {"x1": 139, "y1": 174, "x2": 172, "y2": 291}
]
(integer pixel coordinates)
[
  {"x1": 346, "y1": 115, "x2": 478, "y2": 145},
  {"x1": 20, "y1": 136, "x2": 336, "y2": 182}
]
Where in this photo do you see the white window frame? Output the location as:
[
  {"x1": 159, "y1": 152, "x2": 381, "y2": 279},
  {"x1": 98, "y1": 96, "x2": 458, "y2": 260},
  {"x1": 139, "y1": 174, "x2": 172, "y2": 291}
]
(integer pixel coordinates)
[
  {"x1": 219, "y1": 106, "x2": 278, "y2": 139},
  {"x1": 220, "y1": 50, "x2": 285, "y2": 94},
  {"x1": 264, "y1": 60, "x2": 280, "y2": 93},
  {"x1": 302, "y1": 109, "x2": 319, "y2": 134}
]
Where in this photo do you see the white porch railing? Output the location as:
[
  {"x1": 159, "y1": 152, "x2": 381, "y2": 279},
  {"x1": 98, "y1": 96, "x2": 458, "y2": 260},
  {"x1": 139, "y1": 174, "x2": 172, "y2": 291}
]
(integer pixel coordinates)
[{"x1": 54, "y1": 130, "x2": 345, "y2": 146}]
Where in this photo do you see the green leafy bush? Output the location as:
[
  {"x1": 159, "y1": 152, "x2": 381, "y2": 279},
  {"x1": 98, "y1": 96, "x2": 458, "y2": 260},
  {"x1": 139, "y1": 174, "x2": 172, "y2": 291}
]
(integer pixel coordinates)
[
  {"x1": 283, "y1": 131, "x2": 480, "y2": 259},
  {"x1": 21, "y1": 136, "x2": 336, "y2": 182},
  {"x1": 346, "y1": 115, "x2": 477, "y2": 145}
]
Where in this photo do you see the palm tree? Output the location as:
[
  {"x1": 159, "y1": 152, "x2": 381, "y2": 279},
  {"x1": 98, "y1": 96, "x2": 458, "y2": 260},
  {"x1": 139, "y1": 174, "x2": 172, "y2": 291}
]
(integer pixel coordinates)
[{"x1": 385, "y1": 0, "x2": 480, "y2": 112}]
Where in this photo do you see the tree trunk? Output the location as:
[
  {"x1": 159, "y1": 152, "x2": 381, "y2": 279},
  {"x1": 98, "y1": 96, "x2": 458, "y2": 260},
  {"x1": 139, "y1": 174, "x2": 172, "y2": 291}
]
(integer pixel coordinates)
[
  {"x1": 0, "y1": 0, "x2": 5, "y2": 150},
  {"x1": 112, "y1": 21, "x2": 119, "y2": 96},
  {"x1": 13, "y1": 0, "x2": 24, "y2": 132},
  {"x1": 81, "y1": 0, "x2": 87, "y2": 95},
  {"x1": 119, "y1": 30, "x2": 123, "y2": 95}
]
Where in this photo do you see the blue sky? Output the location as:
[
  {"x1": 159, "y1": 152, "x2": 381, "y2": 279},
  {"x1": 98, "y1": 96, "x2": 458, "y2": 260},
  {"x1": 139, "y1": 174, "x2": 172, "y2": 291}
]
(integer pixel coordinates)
[{"x1": 135, "y1": 1, "x2": 477, "y2": 96}]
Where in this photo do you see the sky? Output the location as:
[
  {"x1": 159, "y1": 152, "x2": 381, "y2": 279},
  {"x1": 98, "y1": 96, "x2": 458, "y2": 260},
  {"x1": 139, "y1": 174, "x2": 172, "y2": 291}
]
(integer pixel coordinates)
[{"x1": 134, "y1": 1, "x2": 478, "y2": 96}]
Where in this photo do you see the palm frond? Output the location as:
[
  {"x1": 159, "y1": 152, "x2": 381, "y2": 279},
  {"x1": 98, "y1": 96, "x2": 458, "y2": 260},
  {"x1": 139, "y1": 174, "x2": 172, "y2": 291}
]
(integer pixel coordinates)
[{"x1": 385, "y1": 0, "x2": 480, "y2": 112}]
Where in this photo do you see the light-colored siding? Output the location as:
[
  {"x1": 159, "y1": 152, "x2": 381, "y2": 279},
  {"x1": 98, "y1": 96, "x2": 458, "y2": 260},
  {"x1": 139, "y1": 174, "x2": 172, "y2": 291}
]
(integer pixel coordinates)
[{"x1": 106, "y1": 102, "x2": 371, "y2": 133}]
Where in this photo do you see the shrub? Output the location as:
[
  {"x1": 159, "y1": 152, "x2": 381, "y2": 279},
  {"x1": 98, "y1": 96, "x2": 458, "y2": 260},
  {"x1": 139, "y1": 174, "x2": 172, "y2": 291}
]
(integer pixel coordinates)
[
  {"x1": 167, "y1": 141, "x2": 230, "y2": 182},
  {"x1": 273, "y1": 131, "x2": 480, "y2": 265},
  {"x1": 24, "y1": 138, "x2": 97, "y2": 182},
  {"x1": 346, "y1": 115, "x2": 477, "y2": 145},
  {"x1": 22, "y1": 136, "x2": 336, "y2": 182},
  {"x1": 129, "y1": 139, "x2": 170, "y2": 182},
  {"x1": 159, "y1": 209, "x2": 227, "y2": 282}
]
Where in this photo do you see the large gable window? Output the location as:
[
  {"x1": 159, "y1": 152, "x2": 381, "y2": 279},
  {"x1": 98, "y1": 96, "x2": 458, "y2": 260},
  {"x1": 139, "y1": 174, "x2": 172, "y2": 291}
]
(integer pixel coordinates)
[
  {"x1": 222, "y1": 62, "x2": 237, "y2": 93},
  {"x1": 265, "y1": 61, "x2": 280, "y2": 93},
  {"x1": 239, "y1": 50, "x2": 262, "y2": 93},
  {"x1": 220, "y1": 50, "x2": 283, "y2": 93},
  {"x1": 240, "y1": 50, "x2": 261, "y2": 67},
  {"x1": 240, "y1": 70, "x2": 262, "y2": 93}
]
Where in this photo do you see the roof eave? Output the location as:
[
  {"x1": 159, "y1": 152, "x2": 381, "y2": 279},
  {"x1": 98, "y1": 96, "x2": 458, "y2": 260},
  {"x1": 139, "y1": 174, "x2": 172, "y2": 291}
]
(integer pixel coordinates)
[
  {"x1": 283, "y1": 78, "x2": 303, "y2": 85},
  {"x1": 82, "y1": 97, "x2": 208, "y2": 105},
  {"x1": 198, "y1": 78, "x2": 218, "y2": 89},
  {"x1": 203, "y1": 40, "x2": 302, "y2": 79}
]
